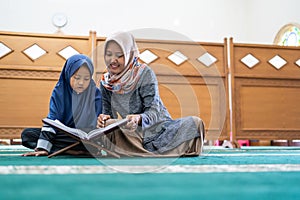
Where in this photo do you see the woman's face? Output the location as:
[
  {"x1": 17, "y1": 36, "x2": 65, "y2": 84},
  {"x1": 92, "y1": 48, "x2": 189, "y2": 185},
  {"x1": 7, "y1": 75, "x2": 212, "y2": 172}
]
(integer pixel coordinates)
[
  {"x1": 70, "y1": 65, "x2": 91, "y2": 94},
  {"x1": 105, "y1": 41, "x2": 125, "y2": 75}
]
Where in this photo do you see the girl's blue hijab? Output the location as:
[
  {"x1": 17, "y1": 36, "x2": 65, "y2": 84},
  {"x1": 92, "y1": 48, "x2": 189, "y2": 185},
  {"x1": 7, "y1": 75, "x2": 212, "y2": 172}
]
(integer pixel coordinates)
[{"x1": 47, "y1": 54, "x2": 102, "y2": 131}]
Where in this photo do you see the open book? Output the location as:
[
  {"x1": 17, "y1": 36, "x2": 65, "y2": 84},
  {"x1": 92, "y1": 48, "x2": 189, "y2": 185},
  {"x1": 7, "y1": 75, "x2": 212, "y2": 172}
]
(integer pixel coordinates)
[{"x1": 42, "y1": 118, "x2": 128, "y2": 141}]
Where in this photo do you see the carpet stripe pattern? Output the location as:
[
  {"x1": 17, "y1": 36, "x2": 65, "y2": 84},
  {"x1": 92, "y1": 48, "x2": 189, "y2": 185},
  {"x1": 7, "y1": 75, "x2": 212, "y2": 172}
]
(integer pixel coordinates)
[
  {"x1": 1, "y1": 163, "x2": 300, "y2": 174},
  {"x1": 1, "y1": 145, "x2": 300, "y2": 200}
]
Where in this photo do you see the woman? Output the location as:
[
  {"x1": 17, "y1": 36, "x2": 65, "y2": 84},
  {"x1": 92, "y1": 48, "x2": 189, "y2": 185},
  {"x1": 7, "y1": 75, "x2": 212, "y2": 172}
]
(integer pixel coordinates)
[
  {"x1": 98, "y1": 31, "x2": 205, "y2": 157},
  {"x1": 22, "y1": 54, "x2": 102, "y2": 156}
]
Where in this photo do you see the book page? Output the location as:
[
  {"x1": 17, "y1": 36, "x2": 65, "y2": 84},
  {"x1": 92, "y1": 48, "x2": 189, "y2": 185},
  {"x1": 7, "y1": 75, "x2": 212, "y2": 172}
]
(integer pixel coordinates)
[
  {"x1": 43, "y1": 118, "x2": 88, "y2": 140},
  {"x1": 87, "y1": 118, "x2": 128, "y2": 140},
  {"x1": 43, "y1": 118, "x2": 128, "y2": 141}
]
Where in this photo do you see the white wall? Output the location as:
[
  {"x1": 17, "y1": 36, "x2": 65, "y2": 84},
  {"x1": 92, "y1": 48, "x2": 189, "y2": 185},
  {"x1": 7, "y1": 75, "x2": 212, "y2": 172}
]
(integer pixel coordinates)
[{"x1": 1, "y1": 0, "x2": 299, "y2": 44}]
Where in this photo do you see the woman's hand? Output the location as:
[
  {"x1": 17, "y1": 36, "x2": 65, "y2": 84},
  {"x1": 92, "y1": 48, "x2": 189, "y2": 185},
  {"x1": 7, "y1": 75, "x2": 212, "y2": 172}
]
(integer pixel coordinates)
[
  {"x1": 97, "y1": 114, "x2": 111, "y2": 128},
  {"x1": 22, "y1": 148, "x2": 48, "y2": 157},
  {"x1": 125, "y1": 114, "x2": 141, "y2": 131}
]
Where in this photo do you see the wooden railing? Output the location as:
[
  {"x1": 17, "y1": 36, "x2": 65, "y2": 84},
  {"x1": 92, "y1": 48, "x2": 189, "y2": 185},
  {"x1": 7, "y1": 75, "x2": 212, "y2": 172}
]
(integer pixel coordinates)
[
  {"x1": 2, "y1": 31, "x2": 299, "y2": 145},
  {"x1": 229, "y1": 38, "x2": 300, "y2": 141}
]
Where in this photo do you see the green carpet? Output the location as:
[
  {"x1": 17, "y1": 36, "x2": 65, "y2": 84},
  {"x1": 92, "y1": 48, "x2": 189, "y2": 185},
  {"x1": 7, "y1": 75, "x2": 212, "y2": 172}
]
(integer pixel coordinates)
[
  {"x1": 1, "y1": 145, "x2": 300, "y2": 200},
  {"x1": 2, "y1": 172, "x2": 300, "y2": 200}
]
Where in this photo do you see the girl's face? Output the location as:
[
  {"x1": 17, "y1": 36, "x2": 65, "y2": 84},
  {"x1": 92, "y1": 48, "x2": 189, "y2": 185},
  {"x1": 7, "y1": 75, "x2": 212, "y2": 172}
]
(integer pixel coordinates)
[
  {"x1": 105, "y1": 41, "x2": 125, "y2": 75},
  {"x1": 70, "y1": 65, "x2": 91, "y2": 94}
]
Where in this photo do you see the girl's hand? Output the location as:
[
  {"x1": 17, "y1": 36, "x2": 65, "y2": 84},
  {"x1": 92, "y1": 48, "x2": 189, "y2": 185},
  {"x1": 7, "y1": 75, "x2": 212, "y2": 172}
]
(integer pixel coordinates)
[
  {"x1": 22, "y1": 148, "x2": 49, "y2": 157},
  {"x1": 97, "y1": 114, "x2": 111, "y2": 128}
]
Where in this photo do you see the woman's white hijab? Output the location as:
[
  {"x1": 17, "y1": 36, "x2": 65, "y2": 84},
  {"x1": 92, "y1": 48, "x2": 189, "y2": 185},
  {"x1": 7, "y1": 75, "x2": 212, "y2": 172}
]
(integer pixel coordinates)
[
  {"x1": 101, "y1": 31, "x2": 145, "y2": 94},
  {"x1": 104, "y1": 31, "x2": 139, "y2": 68}
]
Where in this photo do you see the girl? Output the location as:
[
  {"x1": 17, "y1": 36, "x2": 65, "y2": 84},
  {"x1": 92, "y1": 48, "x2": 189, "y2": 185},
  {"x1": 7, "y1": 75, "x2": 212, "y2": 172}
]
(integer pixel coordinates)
[{"x1": 22, "y1": 54, "x2": 102, "y2": 156}]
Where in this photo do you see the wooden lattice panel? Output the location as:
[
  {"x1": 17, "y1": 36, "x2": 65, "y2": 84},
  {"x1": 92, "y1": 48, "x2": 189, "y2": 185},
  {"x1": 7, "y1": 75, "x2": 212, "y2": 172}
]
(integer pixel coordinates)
[
  {"x1": 0, "y1": 31, "x2": 92, "y2": 67},
  {"x1": 230, "y1": 38, "x2": 300, "y2": 141}
]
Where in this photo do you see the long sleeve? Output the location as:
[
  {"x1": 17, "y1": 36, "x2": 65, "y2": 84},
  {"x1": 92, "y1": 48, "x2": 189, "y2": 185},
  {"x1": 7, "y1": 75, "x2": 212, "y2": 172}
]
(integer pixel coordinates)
[
  {"x1": 100, "y1": 83, "x2": 114, "y2": 117},
  {"x1": 138, "y1": 67, "x2": 172, "y2": 129},
  {"x1": 36, "y1": 125, "x2": 56, "y2": 152}
]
